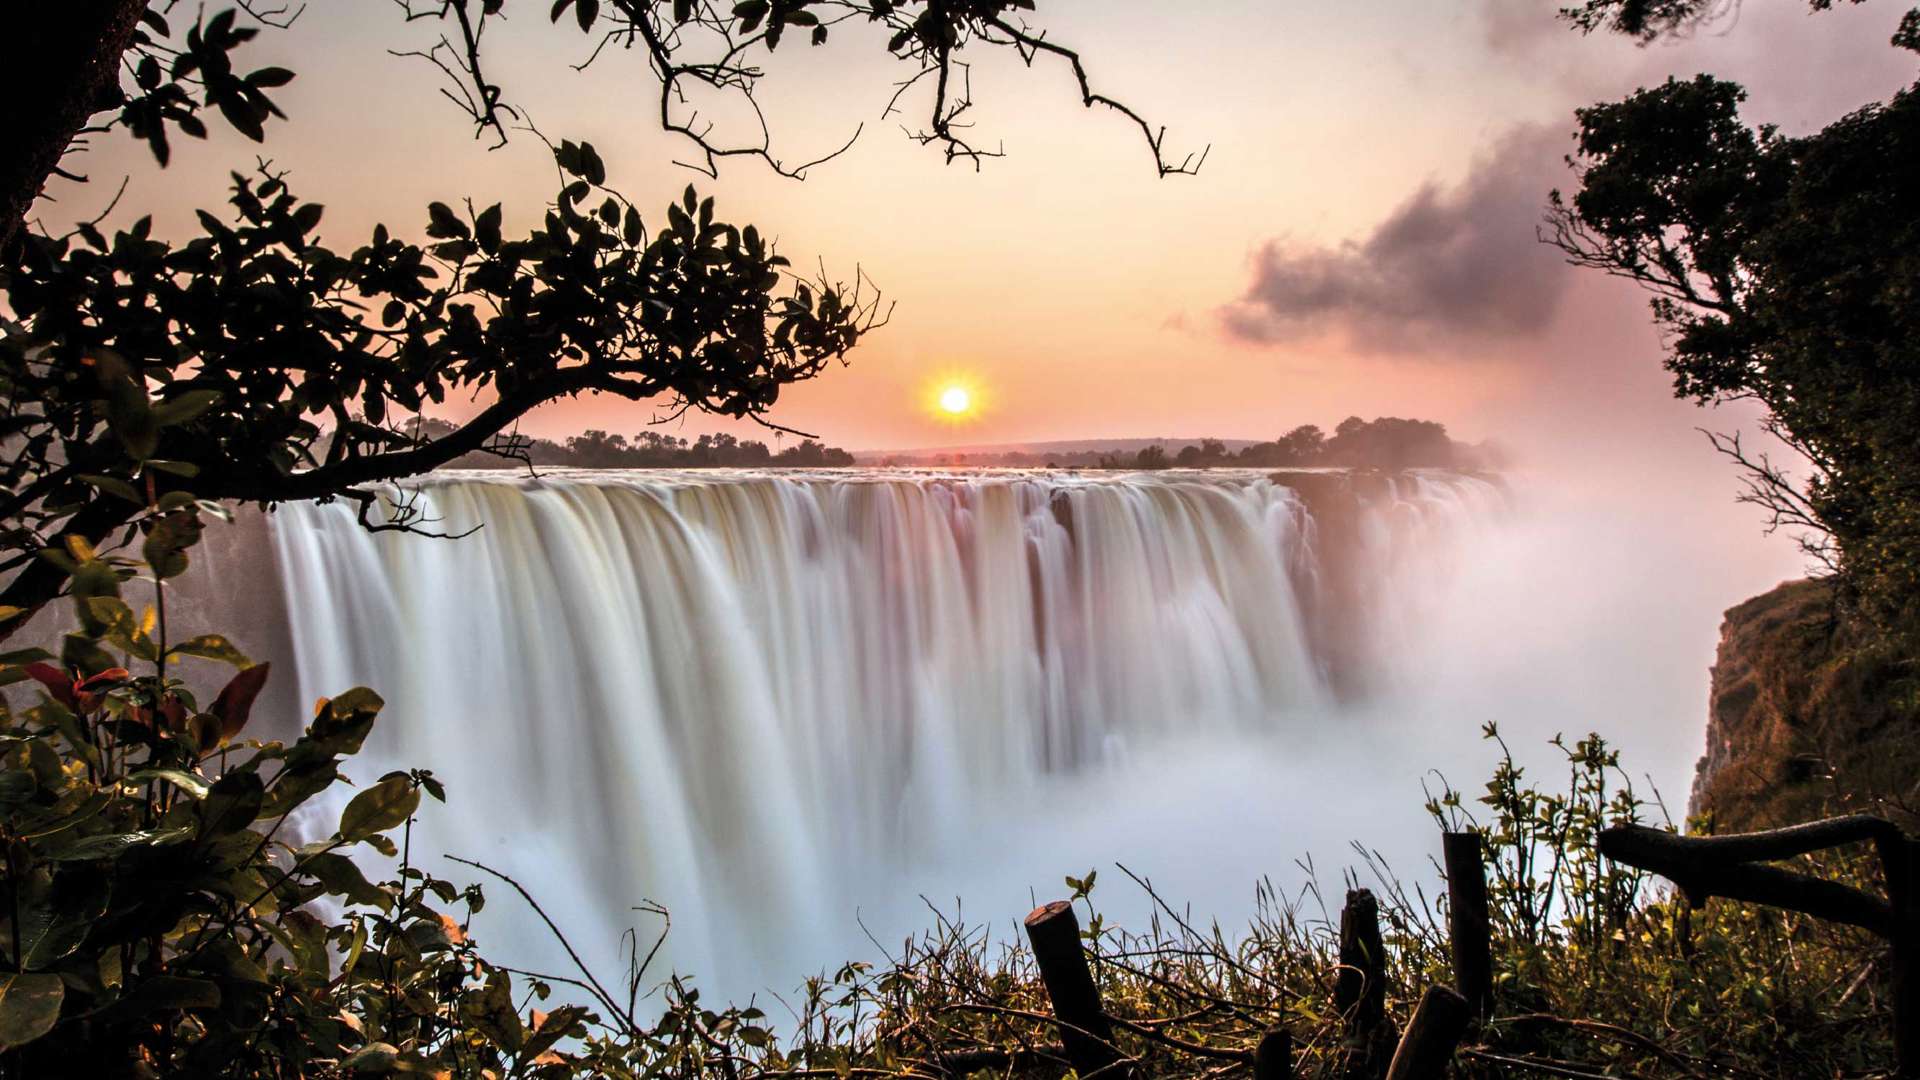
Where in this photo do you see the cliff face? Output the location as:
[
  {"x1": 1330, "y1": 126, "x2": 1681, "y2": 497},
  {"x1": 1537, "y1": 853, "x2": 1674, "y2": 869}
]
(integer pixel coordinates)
[{"x1": 1693, "y1": 578, "x2": 1919, "y2": 831}]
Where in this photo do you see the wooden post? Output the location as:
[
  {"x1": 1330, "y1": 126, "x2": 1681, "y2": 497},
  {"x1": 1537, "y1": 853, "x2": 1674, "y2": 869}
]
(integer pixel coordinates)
[
  {"x1": 1336, "y1": 889, "x2": 1386, "y2": 1031},
  {"x1": 1253, "y1": 1026, "x2": 1293, "y2": 1080},
  {"x1": 1383, "y1": 985, "x2": 1471, "y2": 1080},
  {"x1": 1442, "y1": 831, "x2": 1493, "y2": 1016},
  {"x1": 1336, "y1": 888, "x2": 1390, "y2": 1077},
  {"x1": 1024, "y1": 901, "x2": 1129, "y2": 1079}
]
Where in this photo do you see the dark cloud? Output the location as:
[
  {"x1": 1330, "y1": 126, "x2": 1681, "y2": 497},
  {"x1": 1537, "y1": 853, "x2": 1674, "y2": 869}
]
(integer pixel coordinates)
[
  {"x1": 1221, "y1": 125, "x2": 1576, "y2": 352},
  {"x1": 1481, "y1": 0, "x2": 1574, "y2": 55}
]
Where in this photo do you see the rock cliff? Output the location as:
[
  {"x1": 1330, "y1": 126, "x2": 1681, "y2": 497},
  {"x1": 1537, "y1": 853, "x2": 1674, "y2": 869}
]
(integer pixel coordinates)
[{"x1": 1692, "y1": 577, "x2": 1918, "y2": 830}]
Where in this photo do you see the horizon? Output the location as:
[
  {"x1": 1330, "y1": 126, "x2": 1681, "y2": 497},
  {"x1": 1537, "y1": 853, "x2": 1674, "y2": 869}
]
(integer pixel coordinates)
[{"x1": 40, "y1": 1, "x2": 1915, "y2": 463}]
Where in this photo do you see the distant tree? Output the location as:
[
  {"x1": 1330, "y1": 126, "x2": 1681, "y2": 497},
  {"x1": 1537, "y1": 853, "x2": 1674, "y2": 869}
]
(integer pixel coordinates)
[
  {"x1": 1276, "y1": 424, "x2": 1327, "y2": 463},
  {"x1": 1, "y1": 2, "x2": 1199, "y2": 635},
  {"x1": 1132, "y1": 444, "x2": 1171, "y2": 470},
  {"x1": 1550, "y1": 15, "x2": 1920, "y2": 627},
  {"x1": 1320, "y1": 417, "x2": 1456, "y2": 469},
  {"x1": 773, "y1": 438, "x2": 855, "y2": 467}
]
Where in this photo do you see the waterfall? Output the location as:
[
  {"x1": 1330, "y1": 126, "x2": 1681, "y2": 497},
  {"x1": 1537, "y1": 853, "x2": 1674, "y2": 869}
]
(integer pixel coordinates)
[{"x1": 266, "y1": 468, "x2": 1504, "y2": 994}]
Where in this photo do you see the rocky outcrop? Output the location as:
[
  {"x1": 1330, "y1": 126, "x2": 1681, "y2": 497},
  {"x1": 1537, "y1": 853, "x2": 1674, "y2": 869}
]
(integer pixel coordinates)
[{"x1": 1692, "y1": 578, "x2": 1919, "y2": 831}]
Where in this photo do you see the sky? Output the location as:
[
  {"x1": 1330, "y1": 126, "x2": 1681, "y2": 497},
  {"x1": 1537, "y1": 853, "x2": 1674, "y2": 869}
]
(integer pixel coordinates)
[{"x1": 45, "y1": 0, "x2": 1913, "y2": 454}]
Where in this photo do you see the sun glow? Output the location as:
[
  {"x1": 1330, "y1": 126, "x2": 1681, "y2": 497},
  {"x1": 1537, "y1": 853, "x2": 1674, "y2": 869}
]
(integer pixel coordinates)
[{"x1": 926, "y1": 375, "x2": 984, "y2": 424}]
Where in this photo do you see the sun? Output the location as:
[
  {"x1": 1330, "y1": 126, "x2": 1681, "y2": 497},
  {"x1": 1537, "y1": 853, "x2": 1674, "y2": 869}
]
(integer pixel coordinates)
[{"x1": 925, "y1": 373, "x2": 985, "y2": 424}]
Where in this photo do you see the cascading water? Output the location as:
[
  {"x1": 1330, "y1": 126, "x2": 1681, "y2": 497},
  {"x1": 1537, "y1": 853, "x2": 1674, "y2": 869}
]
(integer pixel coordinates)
[{"x1": 265, "y1": 468, "x2": 1504, "y2": 995}]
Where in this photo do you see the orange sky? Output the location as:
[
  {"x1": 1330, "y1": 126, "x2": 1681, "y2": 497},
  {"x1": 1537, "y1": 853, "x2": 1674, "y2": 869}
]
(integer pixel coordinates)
[{"x1": 41, "y1": 0, "x2": 1916, "y2": 457}]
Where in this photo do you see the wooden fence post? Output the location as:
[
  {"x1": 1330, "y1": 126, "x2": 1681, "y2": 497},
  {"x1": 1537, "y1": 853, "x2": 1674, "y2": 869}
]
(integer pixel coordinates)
[
  {"x1": 1443, "y1": 831, "x2": 1493, "y2": 1016},
  {"x1": 1383, "y1": 985, "x2": 1471, "y2": 1080},
  {"x1": 1254, "y1": 1026, "x2": 1293, "y2": 1080},
  {"x1": 1024, "y1": 900, "x2": 1130, "y2": 1079},
  {"x1": 1337, "y1": 887, "x2": 1390, "y2": 1076}
]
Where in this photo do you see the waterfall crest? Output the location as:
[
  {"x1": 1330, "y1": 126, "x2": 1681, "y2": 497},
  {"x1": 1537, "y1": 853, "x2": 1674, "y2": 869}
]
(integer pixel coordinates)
[{"x1": 267, "y1": 468, "x2": 1502, "y2": 990}]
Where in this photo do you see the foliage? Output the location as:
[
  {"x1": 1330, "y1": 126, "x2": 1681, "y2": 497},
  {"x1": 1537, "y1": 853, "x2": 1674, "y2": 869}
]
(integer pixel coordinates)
[
  {"x1": 2, "y1": 532, "x2": 1897, "y2": 1080},
  {"x1": 1559, "y1": 0, "x2": 1867, "y2": 42},
  {"x1": 0, "y1": 155, "x2": 879, "y2": 627},
  {"x1": 401, "y1": 420, "x2": 858, "y2": 469},
  {"x1": 1549, "y1": 32, "x2": 1920, "y2": 635},
  {"x1": 2, "y1": 0, "x2": 1196, "y2": 631},
  {"x1": 0, "y1": 478, "x2": 800, "y2": 1077}
]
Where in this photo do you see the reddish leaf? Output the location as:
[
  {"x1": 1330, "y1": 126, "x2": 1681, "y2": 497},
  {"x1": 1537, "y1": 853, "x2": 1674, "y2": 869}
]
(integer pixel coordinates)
[
  {"x1": 23, "y1": 664, "x2": 76, "y2": 708},
  {"x1": 210, "y1": 662, "x2": 270, "y2": 742},
  {"x1": 77, "y1": 668, "x2": 131, "y2": 693}
]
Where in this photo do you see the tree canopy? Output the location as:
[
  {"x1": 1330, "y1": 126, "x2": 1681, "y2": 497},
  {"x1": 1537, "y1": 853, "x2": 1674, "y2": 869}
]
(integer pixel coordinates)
[
  {"x1": 1550, "y1": 7, "x2": 1920, "y2": 630},
  {"x1": 0, "y1": 1, "x2": 1197, "y2": 635}
]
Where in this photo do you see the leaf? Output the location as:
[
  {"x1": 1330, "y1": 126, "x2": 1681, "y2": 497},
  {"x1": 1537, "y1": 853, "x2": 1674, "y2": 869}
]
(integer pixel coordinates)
[
  {"x1": 578, "y1": 142, "x2": 606, "y2": 186},
  {"x1": 151, "y1": 389, "x2": 223, "y2": 427},
  {"x1": 210, "y1": 662, "x2": 271, "y2": 742},
  {"x1": 78, "y1": 474, "x2": 144, "y2": 505},
  {"x1": 0, "y1": 974, "x2": 63, "y2": 1050},
  {"x1": 18, "y1": 868, "x2": 110, "y2": 969},
  {"x1": 258, "y1": 760, "x2": 338, "y2": 819},
  {"x1": 305, "y1": 851, "x2": 385, "y2": 906},
  {"x1": 22, "y1": 663, "x2": 74, "y2": 708},
  {"x1": 426, "y1": 201, "x2": 469, "y2": 240},
  {"x1": 341, "y1": 1042, "x2": 399, "y2": 1070},
  {"x1": 115, "y1": 975, "x2": 220, "y2": 1014},
  {"x1": 44, "y1": 825, "x2": 193, "y2": 862},
  {"x1": 246, "y1": 66, "x2": 295, "y2": 88},
  {"x1": 518, "y1": 1004, "x2": 589, "y2": 1064},
  {"x1": 125, "y1": 768, "x2": 212, "y2": 799},
  {"x1": 197, "y1": 772, "x2": 265, "y2": 839},
  {"x1": 475, "y1": 203, "x2": 503, "y2": 254},
  {"x1": 338, "y1": 776, "x2": 419, "y2": 841},
  {"x1": 168, "y1": 634, "x2": 252, "y2": 668},
  {"x1": 144, "y1": 458, "x2": 200, "y2": 478}
]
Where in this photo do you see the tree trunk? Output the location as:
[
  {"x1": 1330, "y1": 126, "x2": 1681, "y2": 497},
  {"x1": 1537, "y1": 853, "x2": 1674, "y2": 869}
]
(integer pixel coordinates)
[{"x1": 0, "y1": 0, "x2": 148, "y2": 255}]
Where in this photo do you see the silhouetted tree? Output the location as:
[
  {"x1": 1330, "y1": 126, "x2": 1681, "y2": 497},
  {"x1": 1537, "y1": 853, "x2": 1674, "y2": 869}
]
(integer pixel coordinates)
[
  {"x1": 0, "y1": 1, "x2": 1197, "y2": 634},
  {"x1": 1551, "y1": 10, "x2": 1920, "y2": 627}
]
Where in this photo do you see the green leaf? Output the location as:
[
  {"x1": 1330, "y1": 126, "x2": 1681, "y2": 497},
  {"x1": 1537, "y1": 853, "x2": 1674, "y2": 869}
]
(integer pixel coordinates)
[
  {"x1": 125, "y1": 768, "x2": 212, "y2": 800},
  {"x1": 340, "y1": 1042, "x2": 399, "y2": 1071},
  {"x1": 151, "y1": 389, "x2": 223, "y2": 427},
  {"x1": 145, "y1": 458, "x2": 200, "y2": 478},
  {"x1": 197, "y1": 772, "x2": 265, "y2": 839},
  {"x1": 304, "y1": 851, "x2": 385, "y2": 906},
  {"x1": 338, "y1": 776, "x2": 418, "y2": 841},
  {"x1": 519, "y1": 1004, "x2": 589, "y2": 1064},
  {"x1": 78, "y1": 474, "x2": 144, "y2": 505},
  {"x1": 18, "y1": 868, "x2": 110, "y2": 969},
  {"x1": 45, "y1": 826, "x2": 193, "y2": 862},
  {"x1": 258, "y1": 760, "x2": 338, "y2": 819},
  {"x1": 0, "y1": 974, "x2": 63, "y2": 1050},
  {"x1": 168, "y1": 634, "x2": 252, "y2": 668},
  {"x1": 115, "y1": 975, "x2": 220, "y2": 1015}
]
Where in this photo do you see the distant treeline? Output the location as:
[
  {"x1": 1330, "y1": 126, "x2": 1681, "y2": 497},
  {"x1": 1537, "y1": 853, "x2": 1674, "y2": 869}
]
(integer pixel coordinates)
[
  {"x1": 878, "y1": 417, "x2": 1505, "y2": 471},
  {"x1": 409, "y1": 418, "x2": 858, "y2": 469},
  {"x1": 404, "y1": 415, "x2": 1495, "y2": 471}
]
